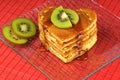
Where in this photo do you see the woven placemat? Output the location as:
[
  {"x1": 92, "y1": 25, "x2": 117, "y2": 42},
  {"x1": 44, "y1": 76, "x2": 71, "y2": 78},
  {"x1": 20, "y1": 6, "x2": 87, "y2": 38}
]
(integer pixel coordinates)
[{"x1": 0, "y1": 0, "x2": 120, "y2": 80}]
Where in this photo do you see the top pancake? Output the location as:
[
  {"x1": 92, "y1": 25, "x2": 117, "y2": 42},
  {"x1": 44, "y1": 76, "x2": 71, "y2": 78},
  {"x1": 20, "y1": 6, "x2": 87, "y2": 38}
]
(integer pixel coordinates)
[{"x1": 38, "y1": 6, "x2": 97, "y2": 42}]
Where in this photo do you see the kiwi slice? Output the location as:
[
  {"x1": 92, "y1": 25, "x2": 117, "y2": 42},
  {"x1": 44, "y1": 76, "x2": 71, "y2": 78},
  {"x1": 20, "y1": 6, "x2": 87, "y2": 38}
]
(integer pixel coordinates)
[
  {"x1": 64, "y1": 9, "x2": 79, "y2": 25},
  {"x1": 12, "y1": 18, "x2": 36, "y2": 38},
  {"x1": 51, "y1": 6, "x2": 79, "y2": 29},
  {"x1": 2, "y1": 26, "x2": 28, "y2": 45},
  {"x1": 51, "y1": 6, "x2": 72, "y2": 29}
]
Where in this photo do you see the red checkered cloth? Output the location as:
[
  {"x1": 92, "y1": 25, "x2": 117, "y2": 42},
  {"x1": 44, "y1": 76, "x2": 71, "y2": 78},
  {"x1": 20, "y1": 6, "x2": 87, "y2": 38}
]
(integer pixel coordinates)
[{"x1": 0, "y1": 0, "x2": 120, "y2": 80}]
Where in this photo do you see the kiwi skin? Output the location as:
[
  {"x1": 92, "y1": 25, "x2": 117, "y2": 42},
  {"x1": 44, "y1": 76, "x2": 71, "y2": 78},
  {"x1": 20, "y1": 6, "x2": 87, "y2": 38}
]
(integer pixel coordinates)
[
  {"x1": 11, "y1": 17, "x2": 37, "y2": 39},
  {"x1": 2, "y1": 26, "x2": 28, "y2": 45}
]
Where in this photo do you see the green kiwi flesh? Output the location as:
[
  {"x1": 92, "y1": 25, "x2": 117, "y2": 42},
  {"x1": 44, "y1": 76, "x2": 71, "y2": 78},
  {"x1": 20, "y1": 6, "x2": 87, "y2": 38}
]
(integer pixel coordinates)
[
  {"x1": 12, "y1": 18, "x2": 36, "y2": 38},
  {"x1": 2, "y1": 26, "x2": 28, "y2": 45},
  {"x1": 51, "y1": 6, "x2": 79, "y2": 29}
]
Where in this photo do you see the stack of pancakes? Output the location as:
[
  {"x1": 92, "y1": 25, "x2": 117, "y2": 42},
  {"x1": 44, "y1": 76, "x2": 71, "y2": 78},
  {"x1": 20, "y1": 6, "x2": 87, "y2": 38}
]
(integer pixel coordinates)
[{"x1": 38, "y1": 7, "x2": 97, "y2": 63}]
